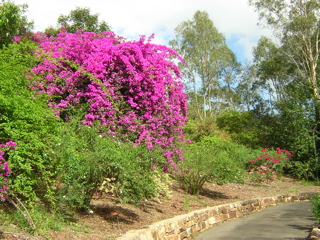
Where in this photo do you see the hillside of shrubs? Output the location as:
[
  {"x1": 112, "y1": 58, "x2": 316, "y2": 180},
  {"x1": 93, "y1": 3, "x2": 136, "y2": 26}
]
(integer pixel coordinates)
[
  {"x1": 1, "y1": 0, "x2": 320, "y2": 233},
  {"x1": 0, "y1": 30, "x2": 317, "y2": 234}
]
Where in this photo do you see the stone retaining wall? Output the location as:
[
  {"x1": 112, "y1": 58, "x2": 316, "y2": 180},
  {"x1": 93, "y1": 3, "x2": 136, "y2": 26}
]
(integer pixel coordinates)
[{"x1": 117, "y1": 192, "x2": 313, "y2": 240}]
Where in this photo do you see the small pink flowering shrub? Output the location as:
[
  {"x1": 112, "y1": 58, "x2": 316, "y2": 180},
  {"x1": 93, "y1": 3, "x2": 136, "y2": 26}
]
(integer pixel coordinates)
[
  {"x1": 248, "y1": 148, "x2": 293, "y2": 183},
  {"x1": 30, "y1": 30, "x2": 188, "y2": 167},
  {"x1": 0, "y1": 141, "x2": 17, "y2": 202}
]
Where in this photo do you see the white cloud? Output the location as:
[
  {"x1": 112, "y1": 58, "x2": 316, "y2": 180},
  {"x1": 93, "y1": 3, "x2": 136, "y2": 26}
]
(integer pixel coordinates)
[{"x1": 13, "y1": 0, "x2": 273, "y2": 61}]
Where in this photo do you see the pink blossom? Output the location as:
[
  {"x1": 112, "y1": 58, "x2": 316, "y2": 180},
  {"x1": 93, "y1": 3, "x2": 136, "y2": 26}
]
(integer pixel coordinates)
[
  {"x1": 0, "y1": 141, "x2": 16, "y2": 202},
  {"x1": 13, "y1": 36, "x2": 20, "y2": 42},
  {"x1": 260, "y1": 166, "x2": 268, "y2": 170}
]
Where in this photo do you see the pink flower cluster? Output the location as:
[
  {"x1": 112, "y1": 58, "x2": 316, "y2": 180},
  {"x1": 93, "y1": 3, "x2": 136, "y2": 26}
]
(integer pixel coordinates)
[
  {"x1": 30, "y1": 30, "x2": 188, "y2": 165},
  {"x1": 0, "y1": 141, "x2": 17, "y2": 202},
  {"x1": 13, "y1": 36, "x2": 21, "y2": 43},
  {"x1": 248, "y1": 148, "x2": 292, "y2": 182}
]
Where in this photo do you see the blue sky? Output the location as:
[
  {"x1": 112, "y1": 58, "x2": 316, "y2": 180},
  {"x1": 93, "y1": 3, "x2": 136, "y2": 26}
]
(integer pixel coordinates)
[{"x1": 13, "y1": 0, "x2": 272, "y2": 63}]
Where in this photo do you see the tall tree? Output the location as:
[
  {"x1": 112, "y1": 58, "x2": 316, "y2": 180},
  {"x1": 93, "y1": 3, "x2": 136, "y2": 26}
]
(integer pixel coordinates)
[
  {"x1": 252, "y1": 36, "x2": 296, "y2": 112},
  {"x1": 57, "y1": 7, "x2": 111, "y2": 33},
  {"x1": 235, "y1": 63, "x2": 262, "y2": 112},
  {"x1": 250, "y1": 0, "x2": 319, "y2": 101},
  {"x1": 169, "y1": 10, "x2": 240, "y2": 119},
  {"x1": 0, "y1": 0, "x2": 33, "y2": 47},
  {"x1": 250, "y1": 0, "x2": 320, "y2": 179}
]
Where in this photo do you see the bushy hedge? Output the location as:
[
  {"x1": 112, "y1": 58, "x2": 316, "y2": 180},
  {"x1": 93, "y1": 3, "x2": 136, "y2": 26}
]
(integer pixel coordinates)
[
  {"x1": 175, "y1": 135, "x2": 262, "y2": 195},
  {"x1": 0, "y1": 39, "x2": 61, "y2": 203}
]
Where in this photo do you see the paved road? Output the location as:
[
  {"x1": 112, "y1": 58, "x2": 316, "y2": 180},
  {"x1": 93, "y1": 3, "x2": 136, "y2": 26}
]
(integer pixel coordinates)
[{"x1": 194, "y1": 201, "x2": 316, "y2": 240}]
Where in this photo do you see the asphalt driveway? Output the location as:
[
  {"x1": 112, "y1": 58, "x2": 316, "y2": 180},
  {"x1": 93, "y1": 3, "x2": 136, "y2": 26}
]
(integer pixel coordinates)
[{"x1": 194, "y1": 201, "x2": 316, "y2": 240}]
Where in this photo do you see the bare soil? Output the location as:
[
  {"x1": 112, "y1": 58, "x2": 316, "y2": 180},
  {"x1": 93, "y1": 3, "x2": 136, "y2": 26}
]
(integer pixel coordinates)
[{"x1": 1, "y1": 177, "x2": 319, "y2": 240}]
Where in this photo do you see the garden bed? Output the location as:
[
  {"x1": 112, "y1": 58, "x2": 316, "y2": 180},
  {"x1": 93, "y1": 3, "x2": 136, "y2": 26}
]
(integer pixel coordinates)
[{"x1": 0, "y1": 177, "x2": 319, "y2": 239}]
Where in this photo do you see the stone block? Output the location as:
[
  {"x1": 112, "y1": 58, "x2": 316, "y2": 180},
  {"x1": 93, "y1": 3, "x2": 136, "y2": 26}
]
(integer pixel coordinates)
[
  {"x1": 220, "y1": 206, "x2": 228, "y2": 214},
  {"x1": 228, "y1": 211, "x2": 237, "y2": 219},
  {"x1": 222, "y1": 214, "x2": 229, "y2": 221},
  {"x1": 292, "y1": 195, "x2": 299, "y2": 201},
  {"x1": 201, "y1": 221, "x2": 208, "y2": 230},
  {"x1": 202, "y1": 213, "x2": 209, "y2": 221},
  {"x1": 151, "y1": 230, "x2": 159, "y2": 240},
  {"x1": 164, "y1": 233, "x2": 180, "y2": 240},
  {"x1": 158, "y1": 226, "x2": 166, "y2": 238},
  {"x1": 208, "y1": 217, "x2": 216, "y2": 225},
  {"x1": 180, "y1": 228, "x2": 192, "y2": 239},
  {"x1": 165, "y1": 222, "x2": 176, "y2": 234}
]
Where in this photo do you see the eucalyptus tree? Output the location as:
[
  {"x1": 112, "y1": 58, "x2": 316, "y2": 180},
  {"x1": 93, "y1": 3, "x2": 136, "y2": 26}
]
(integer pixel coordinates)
[
  {"x1": 250, "y1": 0, "x2": 320, "y2": 179},
  {"x1": 250, "y1": 0, "x2": 319, "y2": 96},
  {"x1": 57, "y1": 7, "x2": 111, "y2": 33},
  {"x1": 249, "y1": 0, "x2": 319, "y2": 122},
  {"x1": 252, "y1": 36, "x2": 294, "y2": 112},
  {"x1": 169, "y1": 10, "x2": 240, "y2": 119},
  {"x1": 235, "y1": 63, "x2": 262, "y2": 112}
]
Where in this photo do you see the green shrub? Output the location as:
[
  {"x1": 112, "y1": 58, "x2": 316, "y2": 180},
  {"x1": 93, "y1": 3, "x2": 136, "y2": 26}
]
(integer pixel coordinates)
[
  {"x1": 0, "y1": 202, "x2": 67, "y2": 233},
  {"x1": 311, "y1": 193, "x2": 320, "y2": 223},
  {"x1": 109, "y1": 144, "x2": 161, "y2": 204},
  {"x1": 53, "y1": 118, "x2": 165, "y2": 211},
  {"x1": 0, "y1": 39, "x2": 61, "y2": 203},
  {"x1": 175, "y1": 136, "x2": 259, "y2": 195},
  {"x1": 216, "y1": 110, "x2": 260, "y2": 148},
  {"x1": 289, "y1": 158, "x2": 317, "y2": 181}
]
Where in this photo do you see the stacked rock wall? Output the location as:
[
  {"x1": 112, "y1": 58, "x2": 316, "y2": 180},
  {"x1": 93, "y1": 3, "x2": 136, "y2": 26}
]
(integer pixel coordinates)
[{"x1": 117, "y1": 193, "x2": 312, "y2": 240}]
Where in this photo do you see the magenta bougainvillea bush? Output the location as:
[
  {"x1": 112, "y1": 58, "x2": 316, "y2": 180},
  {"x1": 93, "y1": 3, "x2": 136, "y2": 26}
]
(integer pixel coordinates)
[{"x1": 30, "y1": 30, "x2": 188, "y2": 167}]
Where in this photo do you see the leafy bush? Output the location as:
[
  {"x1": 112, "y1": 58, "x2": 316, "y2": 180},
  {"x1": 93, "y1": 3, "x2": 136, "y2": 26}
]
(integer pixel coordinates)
[
  {"x1": 53, "y1": 118, "x2": 166, "y2": 211},
  {"x1": 183, "y1": 117, "x2": 232, "y2": 143},
  {"x1": 289, "y1": 159, "x2": 317, "y2": 180},
  {"x1": 216, "y1": 110, "x2": 260, "y2": 148},
  {"x1": 104, "y1": 143, "x2": 165, "y2": 204},
  {"x1": 247, "y1": 148, "x2": 293, "y2": 183},
  {"x1": 175, "y1": 136, "x2": 259, "y2": 195},
  {"x1": 311, "y1": 194, "x2": 320, "y2": 223},
  {"x1": 0, "y1": 39, "x2": 61, "y2": 203},
  {"x1": 0, "y1": 1, "x2": 33, "y2": 48}
]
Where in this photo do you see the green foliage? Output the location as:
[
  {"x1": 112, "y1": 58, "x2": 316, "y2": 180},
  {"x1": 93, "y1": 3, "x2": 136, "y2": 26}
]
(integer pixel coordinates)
[
  {"x1": 56, "y1": 7, "x2": 111, "y2": 33},
  {"x1": 217, "y1": 110, "x2": 260, "y2": 148},
  {"x1": 151, "y1": 173, "x2": 172, "y2": 202},
  {"x1": 182, "y1": 198, "x2": 207, "y2": 212},
  {"x1": 257, "y1": 103, "x2": 317, "y2": 180},
  {"x1": 175, "y1": 136, "x2": 260, "y2": 195},
  {"x1": 106, "y1": 144, "x2": 165, "y2": 204},
  {"x1": 0, "y1": 39, "x2": 61, "y2": 202},
  {"x1": 289, "y1": 159, "x2": 317, "y2": 180},
  {"x1": 183, "y1": 117, "x2": 218, "y2": 143},
  {"x1": 0, "y1": 202, "x2": 67, "y2": 233},
  {"x1": 249, "y1": 0, "x2": 320, "y2": 182},
  {"x1": 53, "y1": 120, "x2": 111, "y2": 211},
  {"x1": 53, "y1": 118, "x2": 164, "y2": 211},
  {"x1": 311, "y1": 193, "x2": 320, "y2": 223},
  {"x1": 0, "y1": 1, "x2": 33, "y2": 47}
]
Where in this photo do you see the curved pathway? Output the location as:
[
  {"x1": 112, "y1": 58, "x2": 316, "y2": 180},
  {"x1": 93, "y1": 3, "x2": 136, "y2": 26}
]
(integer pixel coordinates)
[{"x1": 194, "y1": 201, "x2": 316, "y2": 240}]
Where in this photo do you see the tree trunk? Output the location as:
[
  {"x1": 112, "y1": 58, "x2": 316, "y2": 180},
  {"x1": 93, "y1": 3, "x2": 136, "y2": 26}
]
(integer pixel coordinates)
[{"x1": 314, "y1": 99, "x2": 320, "y2": 181}]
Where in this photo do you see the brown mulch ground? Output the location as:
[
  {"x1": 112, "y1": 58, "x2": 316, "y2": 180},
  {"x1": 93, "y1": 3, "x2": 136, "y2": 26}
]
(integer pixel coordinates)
[{"x1": 1, "y1": 177, "x2": 320, "y2": 240}]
